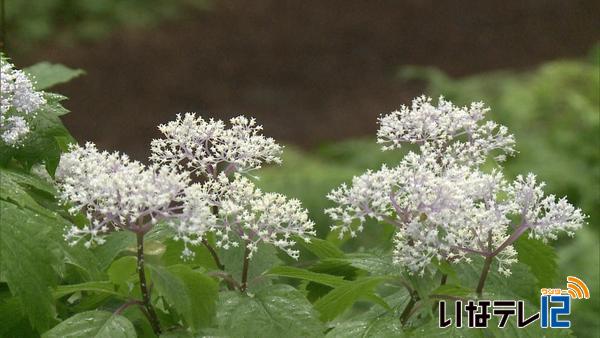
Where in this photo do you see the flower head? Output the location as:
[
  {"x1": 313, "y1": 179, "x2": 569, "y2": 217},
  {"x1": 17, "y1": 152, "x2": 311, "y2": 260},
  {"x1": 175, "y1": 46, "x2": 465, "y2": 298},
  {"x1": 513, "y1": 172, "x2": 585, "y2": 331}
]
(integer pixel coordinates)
[
  {"x1": 179, "y1": 173, "x2": 316, "y2": 259},
  {"x1": 150, "y1": 113, "x2": 282, "y2": 178},
  {"x1": 1, "y1": 57, "x2": 46, "y2": 145},
  {"x1": 56, "y1": 142, "x2": 190, "y2": 247},
  {"x1": 328, "y1": 96, "x2": 585, "y2": 276},
  {"x1": 377, "y1": 96, "x2": 515, "y2": 166}
]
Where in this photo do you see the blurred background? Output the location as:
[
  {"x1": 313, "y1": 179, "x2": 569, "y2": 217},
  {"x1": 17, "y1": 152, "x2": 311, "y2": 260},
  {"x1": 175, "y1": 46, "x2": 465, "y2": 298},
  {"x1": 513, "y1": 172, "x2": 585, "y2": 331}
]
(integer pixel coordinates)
[{"x1": 3, "y1": 0, "x2": 599, "y2": 336}]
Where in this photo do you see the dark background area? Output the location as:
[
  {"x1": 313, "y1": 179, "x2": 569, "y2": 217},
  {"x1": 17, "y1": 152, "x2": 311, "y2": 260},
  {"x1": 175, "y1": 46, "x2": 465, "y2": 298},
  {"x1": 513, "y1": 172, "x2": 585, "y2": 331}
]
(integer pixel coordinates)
[{"x1": 9, "y1": 0, "x2": 599, "y2": 160}]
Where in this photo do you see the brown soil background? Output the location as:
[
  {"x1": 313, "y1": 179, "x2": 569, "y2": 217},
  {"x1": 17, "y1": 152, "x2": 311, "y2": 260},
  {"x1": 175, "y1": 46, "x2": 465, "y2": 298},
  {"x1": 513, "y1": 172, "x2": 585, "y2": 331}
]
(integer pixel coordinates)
[{"x1": 17, "y1": 0, "x2": 600, "y2": 160}]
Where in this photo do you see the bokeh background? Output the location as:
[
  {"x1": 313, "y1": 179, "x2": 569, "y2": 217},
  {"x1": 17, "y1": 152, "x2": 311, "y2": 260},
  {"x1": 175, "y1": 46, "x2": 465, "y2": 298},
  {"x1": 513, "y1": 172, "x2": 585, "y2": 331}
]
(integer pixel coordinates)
[{"x1": 4, "y1": 1, "x2": 599, "y2": 336}]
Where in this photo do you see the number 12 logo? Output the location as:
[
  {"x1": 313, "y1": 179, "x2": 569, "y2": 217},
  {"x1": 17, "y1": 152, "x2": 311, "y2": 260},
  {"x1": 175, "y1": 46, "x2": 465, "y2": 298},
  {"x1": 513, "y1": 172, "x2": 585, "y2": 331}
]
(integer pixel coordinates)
[{"x1": 540, "y1": 295, "x2": 570, "y2": 328}]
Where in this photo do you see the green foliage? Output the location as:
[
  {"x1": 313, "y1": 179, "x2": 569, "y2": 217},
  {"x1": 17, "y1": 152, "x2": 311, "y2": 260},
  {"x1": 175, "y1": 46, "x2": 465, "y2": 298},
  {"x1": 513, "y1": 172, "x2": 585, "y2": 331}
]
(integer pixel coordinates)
[
  {"x1": 148, "y1": 264, "x2": 218, "y2": 331},
  {"x1": 514, "y1": 235, "x2": 558, "y2": 289},
  {"x1": 5, "y1": 0, "x2": 211, "y2": 48},
  {"x1": 0, "y1": 202, "x2": 59, "y2": 332},
  {"x1": 216, "y1": 284, "x2": 324, "y2": 337},
  {"x1": 314, "y1": 277, "x2": 389, "y2": 322},
  {"x1": 1, "y1": 55, "x2": 595, "y2": 337},
  {"x1": 557, "y1": 228, "x2": 600, "y2": 338},
  {"x1": 42, "y1": 310, "x2": 136, "y2": 338},
  {"x1": 24, "y1": 62, "x2": 85, "y2": 90},
  {"x1": 327, "y1": 315, "x2": 404, "y2": 338}
]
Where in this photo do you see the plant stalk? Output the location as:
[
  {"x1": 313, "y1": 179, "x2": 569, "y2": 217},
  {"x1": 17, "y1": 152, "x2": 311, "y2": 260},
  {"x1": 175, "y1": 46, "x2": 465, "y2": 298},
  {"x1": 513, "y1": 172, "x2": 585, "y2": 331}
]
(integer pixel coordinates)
[
  {"x1": 136, "y1": 232, "x2": 162, "y2": 335},
  {"x1": 399, "y1": 291, "x2": 418, "y2": 325},
  {"x1": 240, "y1": 244, "x2": 251, "y2": 292},
  {"x1": 476, "y1": 255, "x2": 494, "y2": 297},
  {"x1": 202, "y1": 238, "x2": 225, "y2": 270},
  {"x1": 432, "y1": 273, "x2": 448, "y2": 312}
]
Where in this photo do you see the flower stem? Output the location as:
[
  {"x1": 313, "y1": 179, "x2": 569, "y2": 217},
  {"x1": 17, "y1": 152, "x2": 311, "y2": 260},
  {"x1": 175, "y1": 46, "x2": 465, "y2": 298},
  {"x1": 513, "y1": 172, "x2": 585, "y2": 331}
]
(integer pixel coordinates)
[
  {"x1": 136, "y1": 232, "x2": 162, "y2": 335},
  {"x1": 202, "y1": 238, "x2": 225, "y2": 270},
  {"x1": 240, "y1": 244, "x2": 251, "y2": 292},
  {"x1": 432, "y1": 273, "x2": 448, "y2": 312},
  {"x1": 476, "y1": 255, "x2": 494, "y2": 297},
  {"x1": 399, "y1": 291, "x2": 419, "y2": 325}
]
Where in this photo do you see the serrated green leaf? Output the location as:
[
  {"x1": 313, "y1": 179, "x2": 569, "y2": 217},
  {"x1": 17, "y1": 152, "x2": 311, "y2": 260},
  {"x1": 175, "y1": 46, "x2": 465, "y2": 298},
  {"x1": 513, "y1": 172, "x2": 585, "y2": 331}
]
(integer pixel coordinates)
[
  {"x1": 161, "y1": 238, "x2": 218, "y2": 270},
  {"x1": 0, "y1": 292, "x2": 37, "y2": 337},
  {"x1": 217, "y1": 284, "x2": 324, "y2": 337},
  {"x1": 0, "y1": 168, "x2": 56, "y2": 216},
  {"x1": 453, "y1": 257, "x2": 538, "y2": 304},
  {"x1": 219, "y1": 241, "x2": 281, "y2": 291},
  {"x1": 24, "y1": 62, "x2": 84, "y2": 90},
  {"x1": 148, "y1": 264, "x2": 218, "y2": 331},
  {"x1": 515, "y1": 235, "x2": 558, "y2": 289},
  {"x1": 327, "y1": 315, "x2": 404, "y2": 338},
  {"x1": 298, "y1": 237, "x2": 345, "y2": 259},
  {"x1": 410, "y1": 320, "x2": 485, "y2": 337},
  {"x1": 92, "y1": 231, "x2": 135, "y2": 271},
  {"x1": 430, "y1": 284, "x2": 473, "y2": 298},
  {"x1": 0, "y1": 201, "x2": 58, "y2": 332},
  {"x1": 333, "y1": 253, "x2": 399, "y2": 276},
  {"x1": 305, "y1": 259, "x2": 359, "y2": 302},
  {"x1": 314, "y1": 277, "x2": 388, "y2": 321},
  {"x1": 52, "y1": 281, "x2": 121, "y2": 299},
  {"x1": 0, "y1": 93, "x2": 75, "y2": 173},
  {"x1": 42, "y1": 310, "x2": 136, "y2": 338},
  {"x1": 267, "y1": 266, "x2": 346, "y2": 287},
  {"x1": 107, "y1": 256, "x2": 138, "y2": 294}
]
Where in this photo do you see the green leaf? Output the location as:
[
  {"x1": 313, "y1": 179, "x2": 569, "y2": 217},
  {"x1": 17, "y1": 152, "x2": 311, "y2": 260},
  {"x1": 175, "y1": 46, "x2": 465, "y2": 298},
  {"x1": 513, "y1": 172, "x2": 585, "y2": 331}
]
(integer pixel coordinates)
[
  {"x1": 161, "y1": 238, "x2": 218, "y2": 270},
  {"x1": 42, "y1": 310, "x2": 136, "y2": 338},
  {"x1": 327, "y1": 315, "x2": 404, "y2": 338},
  {"x1": 148, "y1": 264, "x2": 218, "y2": 331},
  {"x1": 107, "y1": 256, "x2": 138, "y2": 294},
  {"x1": 334, "y1": 253, "x2": 399, "y2": 276},
  {"x1": 0, "y1": 93, "x2": 76, "y2": 173},
  {"x1": 313, "y1": 277, "x2": 388, "y2": 321},
  {"x1": 217, "y1": 284, "x2": 324, "y2": 337},
  {"x1": 0, "y1": 201, "x2": 58, "y2": 332},
  {"x1": 92, "y1": 231, "x2": 135, "y2": 271},
  {"x1": 326, "y1": 288, "x2": 410, "y2": 337},
  {"x1": 515, "y1": 235, "x2": 558, "y2": 289},
  {"x1": 267, "y1": 266, "x2": 346, "y2": 287},
  {"x1": 0, "y1": 167, "x2": 56, "y2": 216},
  {"x1": 429, "y1": 284, "x2": 473, "y2": 298},
  {"x1": 52, "y1": 281, "x2": 121, "y2": 299},
  {"x1": 411, "y1": 320, "x2": 485, "y2": 337},
  {"x1": 298, "y1": 237, "x2": 345, "y2": 259},
  {"x1": 219, "y1": 241, "x2": 282, "y2": 291},
  {"x1": 0, "y1": 293, "x2": 37, "y2": 337},
  {"x1": 24, "y1": 62, "x2": 84, "y2": 90},
  {"x1": 453, "y1": 257, "x2": 538, "y2": 304}
]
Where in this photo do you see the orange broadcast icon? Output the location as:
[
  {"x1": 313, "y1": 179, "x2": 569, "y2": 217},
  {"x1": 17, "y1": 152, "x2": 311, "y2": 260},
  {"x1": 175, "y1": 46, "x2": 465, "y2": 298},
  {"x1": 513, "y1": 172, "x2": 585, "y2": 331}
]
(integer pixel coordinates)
[{"x1": 564, "y1": 276, "x2": 590, "y2": 299}]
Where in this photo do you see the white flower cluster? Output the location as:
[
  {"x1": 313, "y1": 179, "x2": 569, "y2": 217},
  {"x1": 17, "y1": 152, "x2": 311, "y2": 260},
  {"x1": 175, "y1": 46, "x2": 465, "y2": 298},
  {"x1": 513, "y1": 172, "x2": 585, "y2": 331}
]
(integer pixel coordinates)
[
  {"x1": 56, "y1": 143, "x2": 190, "y2": 247},
  {"x1": 377, "y1": 96, "x2": 515, "y2": 166},
  {"x1": 327, "y1": 96, "x2": 585, "y2": 275},
  {"x1": 0, "y1": 57, "x2": 46, "y2": 145},
  {"x1": 56, "y1": 116, "x2": 314, "y2": 260},
  {"x1": 150, "y1": 113, "x2": 282, "y2": 177},
  {"x1": 180, "y1": 174, "x2": 315, "y2": 259}
]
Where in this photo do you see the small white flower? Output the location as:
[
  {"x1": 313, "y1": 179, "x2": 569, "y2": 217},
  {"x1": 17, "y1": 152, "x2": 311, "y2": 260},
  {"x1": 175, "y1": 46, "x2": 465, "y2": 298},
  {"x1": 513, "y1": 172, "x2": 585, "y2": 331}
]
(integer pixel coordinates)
[
  {"x1": 150, "y1": 113, "x2": 282, "y2": 178},
  {"x1": 1, "y1": 57, "x2": 46, "y2": 146}
]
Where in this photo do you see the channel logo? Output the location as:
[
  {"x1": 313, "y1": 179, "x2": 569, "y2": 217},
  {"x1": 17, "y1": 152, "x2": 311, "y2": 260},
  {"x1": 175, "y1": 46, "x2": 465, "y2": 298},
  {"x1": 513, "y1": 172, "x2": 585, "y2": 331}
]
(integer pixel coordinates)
[{"x1": 439, "y1": 276, "x2": 590, "y2": 329}]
